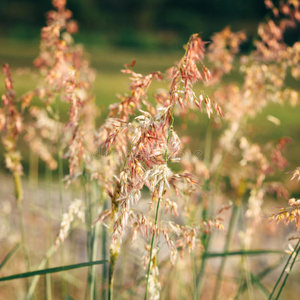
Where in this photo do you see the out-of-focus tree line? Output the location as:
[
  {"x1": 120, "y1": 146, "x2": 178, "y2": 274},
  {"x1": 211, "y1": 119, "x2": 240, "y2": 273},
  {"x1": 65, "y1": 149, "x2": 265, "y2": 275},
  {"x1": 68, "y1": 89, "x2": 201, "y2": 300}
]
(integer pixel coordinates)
[{"x1": 0, "y1": 0, "x2": 298, "y2": 48}]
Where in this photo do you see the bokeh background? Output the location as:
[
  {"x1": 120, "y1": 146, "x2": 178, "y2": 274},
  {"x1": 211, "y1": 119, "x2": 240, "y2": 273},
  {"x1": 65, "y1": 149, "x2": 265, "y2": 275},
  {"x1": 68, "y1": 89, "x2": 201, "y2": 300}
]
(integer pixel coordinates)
[
  {"x1": 0, "y1": 0, "x2": 299, "y2": 174},
  {"x1": 0, "y1": 0, "x2": 269, "y2": 46},
  {"x1": 0, "y1": 0, "x2": 300, "y2": 299}
]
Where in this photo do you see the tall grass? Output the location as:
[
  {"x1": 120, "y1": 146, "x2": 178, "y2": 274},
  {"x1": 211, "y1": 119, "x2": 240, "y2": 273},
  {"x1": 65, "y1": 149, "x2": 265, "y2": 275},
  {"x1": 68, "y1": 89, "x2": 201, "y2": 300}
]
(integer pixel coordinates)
[{"x1": 0, "y1": 0, "x2": 300, "y2": 299}]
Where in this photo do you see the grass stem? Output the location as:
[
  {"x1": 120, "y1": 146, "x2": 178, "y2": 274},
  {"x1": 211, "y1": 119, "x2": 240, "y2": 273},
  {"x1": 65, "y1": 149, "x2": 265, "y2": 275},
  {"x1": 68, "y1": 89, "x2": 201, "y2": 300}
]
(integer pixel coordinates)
[
  {"x1": 269, "y1": 238, "x2": 300, "y2": 300},
  {"x1": 55, "y1": 96, "x2": 67, "y2": 298},
  {"x1": 213, "y1": 203, "x2": 240, "y2": 300},
  {"x1": 144, "y1": 197, "x2": 161, "y2": 300}
]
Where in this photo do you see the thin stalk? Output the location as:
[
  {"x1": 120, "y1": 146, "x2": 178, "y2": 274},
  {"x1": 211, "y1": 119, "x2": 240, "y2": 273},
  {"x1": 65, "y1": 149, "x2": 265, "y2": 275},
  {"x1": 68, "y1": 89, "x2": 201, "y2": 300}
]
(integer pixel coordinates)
[
  {"x1": 0, "y1": 243, "x2": 20, "y2": 270},
  {"x1": 14, "y1": 172, "x2": 31, "y2": 273},
  {"x1": 202, "y1": 250, "x2": 283, "y2": 258},
  {"x1": 108, "y1": 248, "x2": 119, "y2": 300},
  {"x1": 236, "y1": 258, "x2": 283, "y2": 296},
  {"x1": 90, "y1": 219, "x2": 99, "y2": 300},
  {"x1": 102, "y1": 200, "x2": 108, "y2": 300},
  {"x1": 82, "y1": 171, "x2": 95, "y2": 300},
  {"x1": 194, "y1": 203, "x2": 210, "y2": 298},
  {"x1": 255, "y1": 260, "x2": 284, "y2": 282},
  {"x1": 191, "y1": 252, "x2": 198, "y2": 300},
  {"x1": 268, "y1": 254, "x2": 294, "y2": 299},
  {"x1": 55, "y1": 96, "x2": 67, "y2": 297},
  {"x1": 144, "y1": 197, "x2": 162, "y2": 300},
  {"x1": 235, "y1": 205, "x2": 254, "y2": 300},
  {"x1": 242, "y1": 218, "x2": 254, "y2": 300},
  {"x1": 15, "y1": 174, "x2": 32, "y2": 298},
  {"x1": 198, "y1": 118, "x2": 247, "y2": 299},
  {"x1": 25, "y1": 244, "x2": 56, "y2": 299},
  {"x1": 25, "y1": 225, "x2": 96, "y2": 299},
  {"x1": 45, "y1": 167, "x2": 53, "y2": 300},
  {"x1": 145, "y1": 105, "x2": 175, "y2": 300},
  {"x1": 213, "y1": 203, "x2": 240, "y2": 300},
  {"x1": 117, "y1": 238, "x2": 129, "y2": 297},
  {"x1": 244, "y1": 259, "x2": 254, "y2": 300},
  {"x1": 249, "y1": 273, "x2": 269, "y2": 298},
  {"x1": 270, "y1": 239, "x2": 300, "y2": 300},
  {"x1": 17, "y1": 201, "x2": 31, "y2": 272},
  {"x1": 195, "y1": 118, "x2": 213, "y2": 299},
  {"x1": 90, "y1": 181, "x2": 101, "y2": 300},
  {"x1": 45, "y1": 260, "x2": 52, "y2": 300},
  {"x1": 108, "y1": 182, "x2": 121, "y2": 300}
]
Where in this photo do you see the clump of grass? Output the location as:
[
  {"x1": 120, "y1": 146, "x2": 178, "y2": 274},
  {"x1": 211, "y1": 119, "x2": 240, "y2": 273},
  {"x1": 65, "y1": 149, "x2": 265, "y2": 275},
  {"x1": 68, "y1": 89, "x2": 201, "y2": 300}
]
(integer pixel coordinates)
[{"x1": 0, "y1": 0, "x2": 300, "y2": 299}]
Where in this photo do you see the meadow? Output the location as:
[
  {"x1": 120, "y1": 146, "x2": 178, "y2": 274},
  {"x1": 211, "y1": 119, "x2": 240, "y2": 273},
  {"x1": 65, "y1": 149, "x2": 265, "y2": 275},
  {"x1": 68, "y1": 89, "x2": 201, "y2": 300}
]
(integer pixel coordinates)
[{"x1": 0, "y1": 0, "x2": 300, "y2": 300}]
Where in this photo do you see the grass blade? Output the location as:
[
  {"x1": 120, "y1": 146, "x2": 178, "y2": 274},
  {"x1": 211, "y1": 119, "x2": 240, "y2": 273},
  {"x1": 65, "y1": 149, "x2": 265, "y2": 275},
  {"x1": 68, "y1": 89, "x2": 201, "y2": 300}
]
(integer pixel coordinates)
[
  {"x1": 213, "y1": 203, "x2": 240, "y2": 300},
  {"x1": 0, "y1": 243, "x2": 21, "y2": 271},
  {"x1": 272, "y1": 239, "x2": 300, "y2": 300},
  {"x1": 239, "y1": 259, "x2": 283, "y2": 294},
  {"x1": 250, "y1": 272, "x2": 270, "y2": 298},
  {"x1": 269, "y1": 239, "x2": 300, "y2": 300},
  {"x1": 0, "y1": 260, "x2": 107, "y2": 282},
  {"x1": 203, "y1": 250, "x2": 284, "y2": 258}
]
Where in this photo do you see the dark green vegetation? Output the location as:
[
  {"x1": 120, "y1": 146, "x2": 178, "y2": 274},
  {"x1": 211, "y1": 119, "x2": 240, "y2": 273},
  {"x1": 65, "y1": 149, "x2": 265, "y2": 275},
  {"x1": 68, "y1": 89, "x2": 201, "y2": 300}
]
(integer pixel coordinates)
[{"x1": 0, "y1": 0, "x2": 266, "y2": 49}]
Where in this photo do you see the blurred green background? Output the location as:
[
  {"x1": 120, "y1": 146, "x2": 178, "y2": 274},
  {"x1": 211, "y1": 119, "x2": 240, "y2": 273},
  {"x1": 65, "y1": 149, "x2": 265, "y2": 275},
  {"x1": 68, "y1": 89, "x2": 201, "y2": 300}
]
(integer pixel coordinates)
[
  {"x1": 0, "y1": 0, "x2": 269, "y2": 48},
  {"x1": 0, "y1": 0, "x2": 299, "y2": 182}
]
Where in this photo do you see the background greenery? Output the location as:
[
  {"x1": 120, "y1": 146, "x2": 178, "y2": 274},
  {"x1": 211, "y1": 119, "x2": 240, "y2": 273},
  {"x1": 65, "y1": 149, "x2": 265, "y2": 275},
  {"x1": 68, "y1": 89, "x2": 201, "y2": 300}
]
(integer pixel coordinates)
[{"x1": 0, "y1": 0, "x2": 267, "y2": 43}]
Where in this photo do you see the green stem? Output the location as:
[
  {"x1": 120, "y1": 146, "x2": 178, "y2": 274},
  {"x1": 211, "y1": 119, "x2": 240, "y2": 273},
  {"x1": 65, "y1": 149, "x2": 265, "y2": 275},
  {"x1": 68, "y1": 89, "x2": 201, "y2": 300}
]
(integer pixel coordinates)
[
  {"x1": 45, "y1": 259, "x2": 52, "y2": 300},
  {"x1": 235, "y1": 205, "x2": 254, "y2": 300},
  {"x1": 90, "y1": 181, "x2": 101, "y2": 300},
  {"x1": 191, "y1": 252, "x2": 198, "y2": 300},
  {"x1": 25, "y1": 223, "x2": 93, "y2": 299},
  {"x1": 45, "y1": 167, "x2": 53, "y2": 300},
  {"x1": 270, "y1": 239, "x2": 300, "y2": 300},
  {"x1": 144, "y1": 197, "x2": 161, "y2": 300},
  {"x1": 102, "y1": 200, "x2": 108, "y2": 300},
  {"x1": 145, "y1": 104, "x2": 175, "y2": 300},
  {"x1": 25, "y1": 245, "x2": 56, "y2": 300},
  {"x1": 195, "y1": 226, "x2": 211, "y2": 298},
  {"x1": 82, "y1": 171, "x2": 95, "y2": 300},
  {"x1": 195, "y1": 118, "x2": 213, "y2": 298},
  {"x1": 17, "y1": 201, "x2": 31, "y2": 273},
  {"x1": 90, "y1": 221, "x2": 99, "y2": 300},
  {"x1": 238, "y1": 258, "x2": 283, "y2": 296},
  {"x1": 14, "y1": 172, "x2": 23, "y2": 204},
  {"x1": 244, "y1": 259, "x2": 254, "y2": 300},
  {"x1": 203, "y1": 250, "x2": 283, "y2": 258},
  {"x1": 55, "y1": 96, "x2": 67, "y2": 298},
  {"x1": 15, "y1": 175, "x2": 31, "y2": 298},
  {"x1": 213, "y1": 203, "x2": 240, "y2": 300},
  {"x1": 108, "y1": 248, "x2": 119, "y2": 300},
  {"x1": 0, "y1": 243, "x2": 20, "y2": 270}
]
